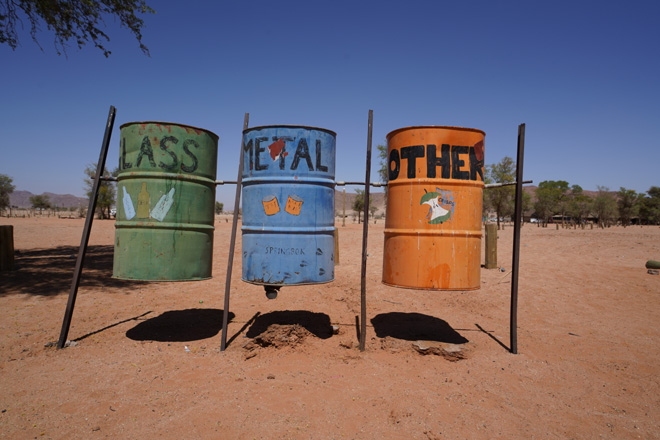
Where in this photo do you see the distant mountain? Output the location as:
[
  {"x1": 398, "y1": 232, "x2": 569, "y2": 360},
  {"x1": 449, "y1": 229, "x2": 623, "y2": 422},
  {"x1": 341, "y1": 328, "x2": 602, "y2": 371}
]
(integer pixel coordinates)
[{"x1": 9, "y1": 190, "x2": 87, "y2": 209}]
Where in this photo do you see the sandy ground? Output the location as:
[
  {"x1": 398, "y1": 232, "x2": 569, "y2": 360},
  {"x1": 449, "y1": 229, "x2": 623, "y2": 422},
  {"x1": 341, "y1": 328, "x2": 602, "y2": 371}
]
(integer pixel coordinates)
[{"x1": 0, "y1": 216, "x2": 659, "y2": 439}]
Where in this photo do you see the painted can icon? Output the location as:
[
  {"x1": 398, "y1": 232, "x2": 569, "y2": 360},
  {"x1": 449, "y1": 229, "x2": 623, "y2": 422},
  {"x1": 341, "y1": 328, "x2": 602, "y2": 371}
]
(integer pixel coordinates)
[
  {"x1": 262, "y1": 195, "x2": 280, "y2": 216},
  {"x1": 285, "y1": 195, "x2": 303, "y2": 216}
]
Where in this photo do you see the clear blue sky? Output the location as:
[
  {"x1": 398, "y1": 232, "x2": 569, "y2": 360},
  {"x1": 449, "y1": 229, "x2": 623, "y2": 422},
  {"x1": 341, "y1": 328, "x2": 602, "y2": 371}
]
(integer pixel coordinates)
[{"x1": 2, "y1": 0, "x2": 659, "y2": 205}]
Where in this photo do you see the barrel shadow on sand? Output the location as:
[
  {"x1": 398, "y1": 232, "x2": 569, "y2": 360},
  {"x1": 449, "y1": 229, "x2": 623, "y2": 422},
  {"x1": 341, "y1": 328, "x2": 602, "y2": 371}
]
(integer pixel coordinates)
[
  {"x1": 371, "y1": 312, "x2": 469, "y2": 344},
  {"x1": 126, "y1": 308, "x2": 232, "y2": 342}
]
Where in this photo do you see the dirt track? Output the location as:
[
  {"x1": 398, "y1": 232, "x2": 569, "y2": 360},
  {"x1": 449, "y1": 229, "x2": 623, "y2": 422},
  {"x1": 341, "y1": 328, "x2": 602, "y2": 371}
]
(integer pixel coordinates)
[{"x1": 0, "y1": 217, "x2": 659, "y2": 439}]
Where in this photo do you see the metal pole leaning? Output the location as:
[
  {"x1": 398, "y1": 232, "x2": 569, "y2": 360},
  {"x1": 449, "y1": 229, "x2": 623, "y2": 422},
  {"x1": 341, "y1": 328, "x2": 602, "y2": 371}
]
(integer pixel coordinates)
[
  {"x1": 57, "y1": 105, "x2": 116, "y2": 349},
  {"x1": 510, "y1": 123, "x2": 526, "y2": 354},
  {"x1": 221, "y1": 113, "x2": 249, "y2": 351},
  {"x1": 359, "y1": 110, "x2": 373, "y2": 352}
]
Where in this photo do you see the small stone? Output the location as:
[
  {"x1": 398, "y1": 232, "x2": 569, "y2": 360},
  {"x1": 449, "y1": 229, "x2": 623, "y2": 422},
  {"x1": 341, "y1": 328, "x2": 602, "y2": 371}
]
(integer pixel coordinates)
[
  {"x1": 412, "y1": 341, "x2": 467, "y2": 361},
  {"x1": 332, "y1": 325, "x2": 340, "y2": 335},
  {"x1": 412, "y1": 341, "x2": 432, "y2": 352},
  {"x1": 92, "y1": 426, "x2": 101, "y2": 432},
  {"x1": 267, "y1": 374, "x2": 275, "y2": 380}
]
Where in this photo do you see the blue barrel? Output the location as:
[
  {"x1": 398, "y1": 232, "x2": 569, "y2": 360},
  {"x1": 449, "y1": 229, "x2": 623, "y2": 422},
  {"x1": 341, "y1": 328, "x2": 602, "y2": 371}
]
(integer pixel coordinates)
[{"x1": 241, "y1": 125, "x2": 336, "y2": 287}]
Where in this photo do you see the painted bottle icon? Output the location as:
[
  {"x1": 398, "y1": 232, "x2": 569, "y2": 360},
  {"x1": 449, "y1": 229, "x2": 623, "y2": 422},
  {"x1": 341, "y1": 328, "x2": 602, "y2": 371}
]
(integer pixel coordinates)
[
  {"x1": 122, "y1": 187, "x2": 136, "y2": 220},
  {"x1": 151, "y1": 188, "x2": 175, "y2": 222},
  {"x1": 137, "y1": 182, "x2": 150, "y2": 219}
]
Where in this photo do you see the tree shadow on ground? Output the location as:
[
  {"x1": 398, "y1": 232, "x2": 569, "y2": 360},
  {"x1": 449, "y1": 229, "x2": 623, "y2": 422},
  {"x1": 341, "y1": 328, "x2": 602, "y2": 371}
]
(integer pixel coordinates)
[
  {"x1": 126, "y1": 308, "x2": 233, "y2": 342},
  {"x1": 246, "y1": 310, "x2": 333, "y2": 340},
  {"x1": 371, "y1": 312, "x2": 469, "y2": 344},
  {"x1": 0, "y1": 245, "x2": 148, "y2": 297}
]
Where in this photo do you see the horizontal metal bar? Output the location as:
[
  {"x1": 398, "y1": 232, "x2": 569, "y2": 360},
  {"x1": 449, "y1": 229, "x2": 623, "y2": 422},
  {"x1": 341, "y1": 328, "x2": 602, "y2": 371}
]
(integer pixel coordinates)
[
  {"x1": 335, "y1": 181, "x2": 384, "y2": 187},
  {"x1": 485, "y1": 180, "x2": 532, "y2": 189},
  {"x1": 115, "y1": 176, "x2": 529, "y2": 189},
  {"x1": 215, "y1": 179, "x2": 386, "y2": 187}
]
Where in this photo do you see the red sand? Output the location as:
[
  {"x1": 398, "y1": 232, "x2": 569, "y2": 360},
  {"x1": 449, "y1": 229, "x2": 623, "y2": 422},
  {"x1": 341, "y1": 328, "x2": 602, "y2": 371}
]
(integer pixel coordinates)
[{"x1": 1, "y1": 217, "x2": 659, "y2": 439}]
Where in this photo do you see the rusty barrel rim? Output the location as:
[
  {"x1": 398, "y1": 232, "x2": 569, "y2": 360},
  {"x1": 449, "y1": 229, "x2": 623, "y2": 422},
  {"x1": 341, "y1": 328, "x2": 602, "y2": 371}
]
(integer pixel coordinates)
[
  {"x1": 386, "y1": 125, "x2": 485, "y2": 141},
  {"x1": 381, "y1": 280, "x2": 480, "y2": 291},
  {"x1": 244, "y1": 125, "x2": 337, "y2": 137},
  {"x1": 120, "y1": 121, "x2": 219, "y2": 141}
]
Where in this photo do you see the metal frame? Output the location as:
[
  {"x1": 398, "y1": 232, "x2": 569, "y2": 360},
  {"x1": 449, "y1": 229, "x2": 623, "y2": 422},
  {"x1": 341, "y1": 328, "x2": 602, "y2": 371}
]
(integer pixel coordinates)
[
  {"x1": 56, "y1": 110, "x2": 522, "y2": 356},
  {"x1": 220, "y1": 113, "x2": 249, "y2": 351},
  {"x1": 57, "y1": 106, "x2": 116, "y2": 349},
  {"x1": 509, "y1": 123, "x2": 526, "y2": 354},
  {"x1": 359, "y1": 110, "x2": 373, "y2": 351}
]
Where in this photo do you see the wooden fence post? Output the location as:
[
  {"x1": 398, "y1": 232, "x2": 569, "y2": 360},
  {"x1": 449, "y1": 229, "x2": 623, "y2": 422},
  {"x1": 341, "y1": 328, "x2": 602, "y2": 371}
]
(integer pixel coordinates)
[
  {"x1": 0, "y1": 225, "x2": 15, "y2": 271},
  {"x1": 485, "y1": 223, "x2": 497, "y2": 269}
]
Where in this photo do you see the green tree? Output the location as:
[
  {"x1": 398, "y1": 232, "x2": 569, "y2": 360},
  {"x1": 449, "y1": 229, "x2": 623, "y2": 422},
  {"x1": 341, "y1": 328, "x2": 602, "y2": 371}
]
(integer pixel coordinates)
[
  {"x1": 485, "y1": 156, "x2": 515, "y2": 229},
  {"x1": 638, "y1": 186, "x2": 660, "y2": 225},
  {"x1": 567, "y1": 185, "x2": 593, "y2": 226},
  {"x1": 1, "y1": 0, "x2": 154, "y2": 57},
  {"x1": 0, "y1": 173, "x2": 15, "y2": 215},
  {"x1": 352, "y1": 190, "x2": 364, "y2": 224},
  {"x1": 482, "y1": 167, "x2": 494, "y2": 220},
  {"x1": 617, "y1": 187, "x2": 639, "y2": 227},
  {"x1": 352, "y1": 189, "x2": 375, "y2": 224},
  {"x1": 369, "y1": 201, "x2": 378, "y2": 219},
  {"x1": 215, "y1": 201, "x2": 224, "y2": 214},
  {"x1": 521, "y1": 191, "x2": 532, "y2": 221},
  {"x1": 29, "y1": 194, "x2": 51, "y2": 210},
  {"x1": 593, "y1": 186, "x2": 618, "y2": 228},
  {"x1": 376, "y1": 143, "x2": 388, "y2": 202},
  {"x1": 84, "y1": 163, "x2": 116, "y2": 219},
  {"x1": 534, "y1": 180, "x2": 570, "y2": 225}
]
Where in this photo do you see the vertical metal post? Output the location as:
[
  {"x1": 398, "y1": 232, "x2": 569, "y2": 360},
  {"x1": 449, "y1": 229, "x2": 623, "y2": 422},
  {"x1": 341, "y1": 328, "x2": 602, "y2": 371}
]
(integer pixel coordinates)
[
  {"x1": 510, "y1": 123, "x2": 526, "y2": 354},
  {"x1": 57, "y1": 105, "x2": 116, "y2": 349},
  {"x1": 221, "y1": 113, "x2": 249, "y2": 351},
  {"x1": 359, "y1": 110, "x2": 373, "y2": 351}
]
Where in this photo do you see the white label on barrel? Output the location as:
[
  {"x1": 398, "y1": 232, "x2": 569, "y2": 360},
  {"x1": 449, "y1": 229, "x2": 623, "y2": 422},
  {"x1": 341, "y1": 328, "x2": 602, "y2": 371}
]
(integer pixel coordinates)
[{"x1": 122, "y1": 187, "x2": 136, "y2": 220}]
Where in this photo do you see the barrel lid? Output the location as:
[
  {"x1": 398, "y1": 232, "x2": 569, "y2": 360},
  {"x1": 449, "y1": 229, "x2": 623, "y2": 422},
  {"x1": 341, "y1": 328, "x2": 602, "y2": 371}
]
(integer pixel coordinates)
[
  {"x1": 120, "y1": 121, "x2": 219, "y2": 140},
  {"x1": 386, "y1": 125, "x2": 485, "y2": 141},
  {"x1": 243, "y1": 125, "x2": 336, "y2": 137}
]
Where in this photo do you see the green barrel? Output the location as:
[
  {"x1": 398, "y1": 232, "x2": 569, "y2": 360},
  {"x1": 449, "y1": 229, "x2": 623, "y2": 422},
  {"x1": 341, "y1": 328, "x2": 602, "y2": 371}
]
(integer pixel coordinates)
[{"x1": 113, "y1": 122, "x2": 218, "y2": 281}]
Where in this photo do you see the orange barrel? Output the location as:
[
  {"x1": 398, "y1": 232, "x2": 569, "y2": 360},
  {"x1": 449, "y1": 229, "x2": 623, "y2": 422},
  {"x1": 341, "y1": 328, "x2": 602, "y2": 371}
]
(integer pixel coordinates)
[{"x1": 382, "y1": 126, "x2": 485, "y2": 290}]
